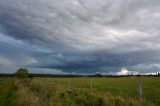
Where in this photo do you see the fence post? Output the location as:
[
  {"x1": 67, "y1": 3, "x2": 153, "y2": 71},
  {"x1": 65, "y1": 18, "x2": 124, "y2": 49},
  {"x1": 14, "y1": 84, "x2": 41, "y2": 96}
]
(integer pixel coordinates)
[
  {"x1": 138, "y1": 80, "x2": 142, "y2": 101},
  {"x1": 68, "y1": 80, "x2": 70, "y2": 89},
  {"x1": 29, "y1": 78, "x2": 32, "y2": 86},
  {"x1": 90, "y1": 80, "x2": 93, "y2": 91},
  {"x1": 46, "y1": 79, "x2": 48, "y2": 88}
]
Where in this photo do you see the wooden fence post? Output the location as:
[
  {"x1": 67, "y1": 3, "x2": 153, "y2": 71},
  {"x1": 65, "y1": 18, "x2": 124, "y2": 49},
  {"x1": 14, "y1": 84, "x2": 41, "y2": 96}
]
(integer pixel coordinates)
[
  {"x1": 68, "y1": 80, "x2": 70, "y2": 89},
  {"x1": 46, "y1": 79, "x2": 48, "y2": 88},
  {"x1": 138, "y1": 80, "x2": 142, "y2": 101},
  {"x1": 90, "y1": 80, "x2": 93, "y2": 91}
]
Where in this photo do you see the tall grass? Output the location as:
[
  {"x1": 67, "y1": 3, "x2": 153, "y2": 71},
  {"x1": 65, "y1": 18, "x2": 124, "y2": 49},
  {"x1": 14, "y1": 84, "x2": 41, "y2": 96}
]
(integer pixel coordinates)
[
  {"x1": 30, "y1": 78, "x2": 154, "y2": 106},
  {"x1": 0, "y1": 79, "x2": 16, "y2": 106},
  {"x1": 0, "y1": 77, "x2": 157, "y2": 106},
  {"x1": 35, "y1": 77, "x2": 159, "y2": 105},
  {"x1": 14, "y1": 79, "x2": 40, "y2": 106}
]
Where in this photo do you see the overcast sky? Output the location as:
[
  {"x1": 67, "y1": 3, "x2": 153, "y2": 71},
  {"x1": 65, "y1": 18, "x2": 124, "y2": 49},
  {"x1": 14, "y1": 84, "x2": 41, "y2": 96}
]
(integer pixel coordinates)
[{"x1": 0, "y1": 0, "x2": 160, "y2": 74}]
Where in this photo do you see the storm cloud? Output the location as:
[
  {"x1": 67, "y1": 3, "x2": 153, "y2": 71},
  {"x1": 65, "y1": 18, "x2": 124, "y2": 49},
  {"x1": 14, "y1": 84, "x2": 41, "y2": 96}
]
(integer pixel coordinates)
[{"x1": 0, "y1": 0, "x2": 160, "y2": 74}]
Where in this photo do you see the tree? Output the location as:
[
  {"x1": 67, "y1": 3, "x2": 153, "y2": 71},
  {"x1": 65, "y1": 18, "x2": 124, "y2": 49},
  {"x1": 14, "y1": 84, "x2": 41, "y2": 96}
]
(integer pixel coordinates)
[
  {"x1": 95, "y1": 73, "x2": 102, "y2": 77},
  {"x1": 15, "y1": 68, "x2": 29, "y2": 78}
]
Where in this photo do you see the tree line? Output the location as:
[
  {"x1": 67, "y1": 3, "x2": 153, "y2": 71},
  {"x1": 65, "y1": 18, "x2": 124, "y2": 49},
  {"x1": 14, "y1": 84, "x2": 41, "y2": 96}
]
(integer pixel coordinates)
[{"x1": 0, "y1": 68, "x2": 160, "y2": 78}]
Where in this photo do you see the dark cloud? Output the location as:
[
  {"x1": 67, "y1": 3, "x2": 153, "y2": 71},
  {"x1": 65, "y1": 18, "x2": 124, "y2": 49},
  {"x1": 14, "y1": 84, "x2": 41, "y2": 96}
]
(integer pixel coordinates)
[{"x1": 0, "y1": 0, "x2": 160, "y2": 74}]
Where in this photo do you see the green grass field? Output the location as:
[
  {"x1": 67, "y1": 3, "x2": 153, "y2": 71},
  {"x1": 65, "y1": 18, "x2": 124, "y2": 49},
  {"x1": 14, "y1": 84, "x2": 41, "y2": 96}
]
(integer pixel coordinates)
[
  {"x1": 0, "y1": 77, "x2": 159, "y2": 106},
  {"x1": 31, "y1": 77, "x2": 160, "y2": 105},
  {"x1": 0, "y1": 78, "x2": 16, "y2": 106}
]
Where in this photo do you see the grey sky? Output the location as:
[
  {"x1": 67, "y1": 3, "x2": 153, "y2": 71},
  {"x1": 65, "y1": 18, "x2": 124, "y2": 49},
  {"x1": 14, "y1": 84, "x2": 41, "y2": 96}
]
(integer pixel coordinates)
[{"x1": 0, "y1": 0, "x2": 160, "y2": 74}]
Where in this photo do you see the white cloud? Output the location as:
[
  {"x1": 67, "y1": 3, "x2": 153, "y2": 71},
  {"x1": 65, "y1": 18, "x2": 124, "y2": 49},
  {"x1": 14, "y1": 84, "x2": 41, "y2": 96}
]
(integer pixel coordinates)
[
  {"x1": 116, "y1": 67, "x2": 139, "y2": 75},
  {"x1": 0, "y1": 56, "x2": 13, "y2": 66},
  {"x1": 116, "y1": 67, "x2": 129, "y2": 75}
]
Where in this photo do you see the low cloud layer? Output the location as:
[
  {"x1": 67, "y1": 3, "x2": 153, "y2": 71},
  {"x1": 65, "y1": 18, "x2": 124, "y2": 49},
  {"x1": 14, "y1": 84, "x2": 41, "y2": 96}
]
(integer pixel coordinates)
[{"x1": 0, "y1": 0, "x2": 160, "y2": 74}]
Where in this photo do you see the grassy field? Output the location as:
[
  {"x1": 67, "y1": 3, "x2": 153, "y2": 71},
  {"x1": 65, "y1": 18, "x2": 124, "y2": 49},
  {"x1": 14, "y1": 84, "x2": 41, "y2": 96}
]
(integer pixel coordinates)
[
  {"x1": 0, "y1": 78, "x2": 16, "y2": 106},
  {"x1": 31, "y1": 77, "x2": 160, "y2": 105},
  {"x1": 0, "y1": 77, "x2": 159, "y2": 106}
]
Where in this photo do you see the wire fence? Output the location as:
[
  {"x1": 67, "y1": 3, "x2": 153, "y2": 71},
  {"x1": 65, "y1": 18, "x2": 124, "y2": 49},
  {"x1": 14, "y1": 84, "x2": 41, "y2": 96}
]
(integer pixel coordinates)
[{"x1": 31, "y1": 77, "x2": 160, "y2": 105}]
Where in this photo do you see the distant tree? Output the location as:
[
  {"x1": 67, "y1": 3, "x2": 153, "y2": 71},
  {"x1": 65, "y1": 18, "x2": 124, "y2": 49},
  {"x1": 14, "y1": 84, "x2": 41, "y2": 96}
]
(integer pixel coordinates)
[
  {"x1": 15, "y1": 68, "x2": 29, "y2": 78},
  {"x1": 95, "y1": 73, "x2": 102, "y2": 77},
  {"x1": 136, "y1": 74, "x2": 141, "y2": 77}
]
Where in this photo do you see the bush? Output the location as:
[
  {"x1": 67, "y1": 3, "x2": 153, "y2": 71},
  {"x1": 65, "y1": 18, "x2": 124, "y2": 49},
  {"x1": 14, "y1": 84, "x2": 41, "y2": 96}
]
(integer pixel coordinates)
[{"x1": 15, "y1": 68, "x2": 29, "y2": 78}]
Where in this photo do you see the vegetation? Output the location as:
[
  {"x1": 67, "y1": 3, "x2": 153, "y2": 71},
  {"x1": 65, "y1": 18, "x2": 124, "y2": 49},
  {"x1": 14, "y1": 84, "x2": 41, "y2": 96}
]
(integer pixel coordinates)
[
  {"x1": 0, "y1": 76, "x2": 159, "y2": 106},
  {"x1": 0, "y1": 79, "x2": 16, "y2": 106},
  {"x1": 14, "y1": 68, "x2": 29, "y2": 78}
]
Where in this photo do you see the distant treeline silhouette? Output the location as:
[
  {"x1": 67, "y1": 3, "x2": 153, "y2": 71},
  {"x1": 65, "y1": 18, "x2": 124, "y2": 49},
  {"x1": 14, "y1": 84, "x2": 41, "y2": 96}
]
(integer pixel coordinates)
[
  {"x1": 0, "y1": 68, "x2": 160, "y2": 78},
  {"x1": 0, "y1": 73, "x2": 160, "y2": 78}
]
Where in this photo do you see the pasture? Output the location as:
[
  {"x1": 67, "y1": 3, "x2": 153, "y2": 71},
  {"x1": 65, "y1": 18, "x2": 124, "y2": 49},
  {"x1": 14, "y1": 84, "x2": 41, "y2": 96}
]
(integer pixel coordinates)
[{"x1": 0, "y1": 77, "x2": 159, "y2": 106}]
